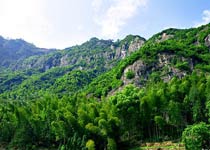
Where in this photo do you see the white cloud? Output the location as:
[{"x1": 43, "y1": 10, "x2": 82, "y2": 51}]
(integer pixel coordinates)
[
  {"x1": 195, "y1": 10, "x2": 210, "y2": 27},
  {"x1": 0, "y1": 0, "x2": 53, "y2": 47},
  {"x1": 93, "y1": 0, "x2": 148, "y2": 38},
  {"x1": 91, "y1": 0, "x2": 104, "y2": 12}
]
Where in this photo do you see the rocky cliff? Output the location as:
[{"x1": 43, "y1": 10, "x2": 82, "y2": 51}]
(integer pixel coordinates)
[
  {"x1": 121, "y1": 52, "x2": 193, "y2": 87},
  {"x1": 12, "y1": 35, "x2": 146, "y2": 72},
  {"x1": 91, "y1": 24, "x2": 210, "y2": 97}
]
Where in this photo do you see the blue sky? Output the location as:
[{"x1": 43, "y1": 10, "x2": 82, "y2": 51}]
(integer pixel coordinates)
[{"x1": 0, "y1": 0, "x2": 209, "y2": 49}]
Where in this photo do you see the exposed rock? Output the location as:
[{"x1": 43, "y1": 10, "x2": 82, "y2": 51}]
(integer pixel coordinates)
[
  {"x1": 121, "y1": 60, "x2": 147, "y2": 86},
  {"x1": 60, "y1": 55, "x2": 69, "y2": 66},
  {"x1": 115, "y1": 47, "x2": 122, "y2": 58},
  {"x1": 205, "y1": 34, "x2": 210, "y2": 47},
  {"x1": 114, "y1": 36, "x2": 145, "y2": 59},
  {"x1": 156, "y1": 33, "x2": 174, "y2": 43},
  {"x1": 110, "y1": 45, "x2": 115, "y2": 50},
  {"x1": 120, "y1": 52, "x2": 193, "y2": 88},
  {"x1": 11, "y1": 35, "x2": 146, "y2": 72},
  {"x1": 128, "y1": 37, "x2": 145, "y2": 53},
  {"x1": 70, "y1": 57, "x2": 77, "y2": 64},
  {"x1": 114, "y1": 44, "x2": 128, "y2": 59}
]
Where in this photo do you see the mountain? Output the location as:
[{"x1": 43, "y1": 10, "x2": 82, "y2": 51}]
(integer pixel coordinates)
[
  {"x1": 0, "y1": 36, "x2": 54, "y2": 71},
  {"x1": 12, "y1": 35, "x2": 145, "y2": 72},
  {"x1": 0, "y1": 24, "x2": 210, "y2": 150},
  {"x1": 0, "y1": 35, "x2": 146, "y2": 99},
  {"x1": 86, "y1": 24, "x2": 210, "y2": 97}
]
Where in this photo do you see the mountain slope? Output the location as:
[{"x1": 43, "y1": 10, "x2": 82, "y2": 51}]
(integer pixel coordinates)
[
  {"x1": 0, "y1": 36, "x2": 54, "y2": 70},
  {"x1": 12, "y1": 35, "x2": 145, "y2": 72},
  {"x1": 85, "y1": 24, "x2": 210, "y2": 97},
  {"x1": 0, "y1": 24, "x2": 210, "y2": 150},
  {"x1": 0, "y1": 35, "x2": 146, "y2": 99}
]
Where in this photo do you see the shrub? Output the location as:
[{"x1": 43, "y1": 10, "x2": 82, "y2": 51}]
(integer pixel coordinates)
[
  {"x1": 86, "y1": 139, "x2": 95, "y2": 150},
  {"x1": 182, "y1": 122, "x2": 210, "y2": 150},
  {"x1": 126, "y1": 70, "x2": 135, "y2": 79}
]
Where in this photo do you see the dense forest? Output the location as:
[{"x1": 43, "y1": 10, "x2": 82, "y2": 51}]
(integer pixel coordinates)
[{"x1": 0, "y1": 24, "x2": 210, "y2": 150}]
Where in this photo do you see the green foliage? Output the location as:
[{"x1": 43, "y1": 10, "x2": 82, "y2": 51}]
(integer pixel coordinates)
[
  {"x1": 107, "y1": 138, "x2": 117, "y2": 150},
  {"x1": 85, "y1": 24, "x2": 210, "y2": 98},
  {"x1": 86, "y1": 139, "x2": 95, "y2": 150},
  {"x1": 126, "y1": 70, "x2": 135, "y2": 79},
  {"x1": 154, "y1": 116, "x2": 165, "y2": 128},
  {"x1": 182, "y1": 122, "x2": 210, "y2": 150},
  {"x1": 0, "y1": 37, "x2": 50, "y2": 68},
  {"x1": 207, "y1": 100, "x2": 210, "y2": 123},
  {"x1": 0, "y1": 24, "x2": 210, "y2": 150},
  {"x1": 175, "y1": 62, "x2": 190, "y2": 71}
]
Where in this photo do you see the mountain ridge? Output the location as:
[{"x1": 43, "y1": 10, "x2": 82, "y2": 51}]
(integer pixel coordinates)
[
  {"x1": 0, "y1": 34, "x2": 146, "y2": 99},
  {"x1": 0, "y1": 35, "x2": 146, "y2": 72},
  {"x1": 84, "y1": 24, "x2": 210, "y2": 97}
]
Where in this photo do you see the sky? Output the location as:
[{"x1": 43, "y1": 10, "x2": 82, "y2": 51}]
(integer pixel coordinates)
[{"x1": 0, "y1": 0, "x2": 209, "y2": 49}]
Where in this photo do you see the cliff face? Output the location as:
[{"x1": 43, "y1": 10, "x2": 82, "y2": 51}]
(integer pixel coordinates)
[
  {"x1": 205, "y1": 34, "x2": 210, "y2": 50},
  {"x1": 121, "y1": 52, "x2": 193, "y2": 87},
  {"x1": 105, "y1": 25, "x2": 210, "y2": 96},
  {"x1": 114, "y1": 36, "x2": 145, "y2": 59}
]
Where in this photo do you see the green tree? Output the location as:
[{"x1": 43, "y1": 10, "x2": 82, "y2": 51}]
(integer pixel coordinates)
[
  {"x1": 86, "y1": 139, "x2": 95, "y2": 150},
  {"x1": 182, "y1": 122, "x2": 210, "y2": 150},
  {"x1": 107, "y1": 138, "x2": 117, "y2": 150}
]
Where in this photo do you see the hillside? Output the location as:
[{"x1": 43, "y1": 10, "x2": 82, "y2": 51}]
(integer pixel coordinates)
[
  {"x1": 86, "y1": 24, "x2": 210, "y2": 97},
  {"x1": 12, "y1": 35, "x2": 145, "y2": 72},
  {"x1": 0, "y1": 36, "x2": 54, "y2": 71},
  {"x1": 0, "y1": 35, "x2": 145, "y2": 99},
  {"x1": 0, "y1": 24, "x2": 210, "y2": 150}
]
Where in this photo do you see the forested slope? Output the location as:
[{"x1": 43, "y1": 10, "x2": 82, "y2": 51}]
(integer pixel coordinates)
[
  {"x1": 0, "y1": 24, "x2": 210, "y2": 150},
  {"x1": 0, "y1": 36, "x2": 53, "y2": 70},
  {"x1": 0, "y1": 35, "x2": 145, "y2": 100}
]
